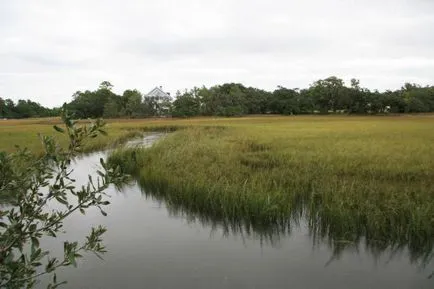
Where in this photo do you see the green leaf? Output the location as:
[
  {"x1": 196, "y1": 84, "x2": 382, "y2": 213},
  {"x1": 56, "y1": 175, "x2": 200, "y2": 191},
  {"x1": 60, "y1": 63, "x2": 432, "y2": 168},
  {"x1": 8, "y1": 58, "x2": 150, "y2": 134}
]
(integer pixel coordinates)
[
  {"x1": 31, "y1": 248, "x2": 42, "y2": 261},
  {"x1": 55, "y1": 196, "x2": 68, "y2": 205},
  {"x1": 68, "y1": 253, "x2": 77, "y2": 267},
  {"x1": 98, "y1": 129, "x2": 108, "y2": 136},
  {"x1": 99, "y1": 158, "x2": 106, "y2": 169},
  {"x1": 31, "y1": 261, "x2": 42, "y2": 267},
  {"x1": 53, "y1": 125, "x2": 65, "y2": 133},
  {"x1": 29, "y1": 224, "x2": 37, "y2": 232},
  {"x1": 31, "y1": 236, "x2": 40, "y2": 248},
  {"x1": 46, "y1": 258, "x2": 57, "y2": 272}
]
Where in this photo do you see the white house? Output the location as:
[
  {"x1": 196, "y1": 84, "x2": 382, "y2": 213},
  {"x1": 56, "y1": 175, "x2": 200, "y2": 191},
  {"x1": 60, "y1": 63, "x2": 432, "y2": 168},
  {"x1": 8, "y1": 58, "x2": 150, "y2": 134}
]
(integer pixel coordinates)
[
  {"x1": 144, "y1": 86, "x2": 172, "y2": 116},
  {"x1": 145, "y1": 86, "x2": 171, "y2": 99}
]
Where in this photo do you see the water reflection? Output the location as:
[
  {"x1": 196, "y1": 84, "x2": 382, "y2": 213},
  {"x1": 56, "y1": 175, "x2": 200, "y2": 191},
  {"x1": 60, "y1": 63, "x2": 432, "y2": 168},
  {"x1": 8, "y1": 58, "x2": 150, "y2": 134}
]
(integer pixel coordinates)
[
  {"x1": 30, "y1": 134, "x2": 434, "y2": 288},
  {"x1": 136, "y1": 179, "x2": 434, "y2": 276}
]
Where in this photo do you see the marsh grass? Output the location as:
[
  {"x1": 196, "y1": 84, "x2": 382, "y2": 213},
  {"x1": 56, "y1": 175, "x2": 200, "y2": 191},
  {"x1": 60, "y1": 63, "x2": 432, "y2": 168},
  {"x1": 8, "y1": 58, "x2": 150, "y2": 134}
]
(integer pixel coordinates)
[
  {"x1": 2, "y1": 115, "x2": 434, "y2": 256},
  {"x1": 107, "y1": 115, "x2": 434, "y2": 261},
  {"x1": 0, "y1": 118, "x2": 183, "y2": 154}
]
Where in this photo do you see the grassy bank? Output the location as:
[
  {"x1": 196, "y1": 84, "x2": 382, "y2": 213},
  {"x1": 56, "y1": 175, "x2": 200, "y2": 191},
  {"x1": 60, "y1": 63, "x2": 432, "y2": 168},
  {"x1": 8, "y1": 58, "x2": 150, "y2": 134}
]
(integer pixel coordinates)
[
  {"x1": 0, "y1": 117, "x2": 183, "y2": 154},
  {"x1": 108, "y1": 115, "x2": 434, "y2": 251}
]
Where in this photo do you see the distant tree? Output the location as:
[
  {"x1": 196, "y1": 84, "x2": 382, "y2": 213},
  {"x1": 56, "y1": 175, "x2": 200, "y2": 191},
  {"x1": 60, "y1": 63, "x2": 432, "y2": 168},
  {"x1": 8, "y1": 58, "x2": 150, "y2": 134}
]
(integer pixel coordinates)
[
  {"x1": 99, "y1": 81, "x2": 114, "y2": 91},
  {"x1": 309, "y1": 76, "x2": 345, "y2": 114},
  {"x1": 172, "y1": 89, "x2": 200, "y2": 117},
  {"x1": 200, "y1": 83, "x2": 248, "y2": 116},
  {"x1": 141, "y1": 96, "x2": 156, "y2": 117},
  {"x1": 400, "y1": 83, "x2": 433, "y2": 113},
  {"x1": 298, "y1": 89, "x2": 315, "y2": 114},
  {"x1": 56, "y1": 80, "x2": 434, "y2": 118},
  {"x1": 197, "y1": 86, "x2": 214, "y2": 116},
  {"x1": 269, "y1": 86, "x2": 300, "y2": 114},
  {"x1": 244, "y1": 87, "x2": 271, "y2": 114},
  {"x1": 16, "y1": 100, "x2": 32, "y2": 118},
  {"x1": 343, "y1": 79, "x2": 370, "y2": 114},
  {"x1": 103, "y1": 99, "x2": 121, "y2": 118},
  {"x1": 122, "y1": 90, "x2": 143, "y2": 117},
  {"x1": 66, "y1": 82, "x2": 119, "y2": 118},
  {"x1": 0, "y1": 99, "x2": 56, "y2": 119},
  {"x1": 0, "y1": 98, "x2": 7, "y2": 118}
]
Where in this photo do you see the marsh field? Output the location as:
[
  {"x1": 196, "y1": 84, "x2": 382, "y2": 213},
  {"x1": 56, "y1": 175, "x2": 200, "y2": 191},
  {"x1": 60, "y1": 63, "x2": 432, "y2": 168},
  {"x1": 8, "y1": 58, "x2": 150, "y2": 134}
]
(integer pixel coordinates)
[{"x1": 1, "y1": 115, "x2": 434, "y2": 288}]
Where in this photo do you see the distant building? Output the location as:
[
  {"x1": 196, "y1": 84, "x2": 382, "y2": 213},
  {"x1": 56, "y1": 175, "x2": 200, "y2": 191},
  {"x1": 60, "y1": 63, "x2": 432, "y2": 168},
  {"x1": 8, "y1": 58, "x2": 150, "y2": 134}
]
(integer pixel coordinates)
[
  {"x1": 145, "y1": 86, "x2": 171, "y2": 99},
  {"x1": 144, "y1": 86, "x2": 172, "y2": 117}
]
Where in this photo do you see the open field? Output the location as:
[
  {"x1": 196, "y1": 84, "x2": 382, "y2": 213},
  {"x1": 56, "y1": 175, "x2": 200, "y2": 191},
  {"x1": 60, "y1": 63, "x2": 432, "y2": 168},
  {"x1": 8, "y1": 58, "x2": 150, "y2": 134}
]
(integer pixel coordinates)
[
  {"x1": 0, "y1": 117, "x2": 175, "y2": 153},
  {"x1": 2, "y1": 114, "x2": 434, "y2": 152},
  {"x1": 103, "y1": 115, "x2": 434, "y2": 253}
]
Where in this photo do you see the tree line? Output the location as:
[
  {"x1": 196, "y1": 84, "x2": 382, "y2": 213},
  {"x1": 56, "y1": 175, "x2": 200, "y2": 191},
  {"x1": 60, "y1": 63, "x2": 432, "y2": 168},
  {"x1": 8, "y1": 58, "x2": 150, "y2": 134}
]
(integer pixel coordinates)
[
  {"x1": 2, "y1": 77, "x2": 434, "y2": 119},
  {"x1": 64, "y1": 81, "x2": 172, "y2": 119},
  {"x1": 172, "y1": 77, "x2": 434, "y2": 117},
  {"x1": 0, "y1": 98, "x2": 60, "y2": 119}
]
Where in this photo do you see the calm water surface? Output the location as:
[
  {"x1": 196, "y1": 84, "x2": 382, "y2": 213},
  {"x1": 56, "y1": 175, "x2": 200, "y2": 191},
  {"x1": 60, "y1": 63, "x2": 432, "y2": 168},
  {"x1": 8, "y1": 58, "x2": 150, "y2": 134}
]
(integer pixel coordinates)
[{"x1": 37, "y1": 135, "x2": 433, "y2": 289}]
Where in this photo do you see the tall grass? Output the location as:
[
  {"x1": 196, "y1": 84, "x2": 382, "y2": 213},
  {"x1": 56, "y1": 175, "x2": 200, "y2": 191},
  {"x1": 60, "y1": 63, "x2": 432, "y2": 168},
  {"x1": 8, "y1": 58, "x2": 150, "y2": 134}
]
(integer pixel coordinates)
[
  {"x1": 108, "y1": 116, "x2": 434, "y2": 257},
  {"x1": 3, "y1": 115, "x2": 434, "y2": 253},
  {"x1": 0, "y1": 118, "x2": 183, "y2": 154}
]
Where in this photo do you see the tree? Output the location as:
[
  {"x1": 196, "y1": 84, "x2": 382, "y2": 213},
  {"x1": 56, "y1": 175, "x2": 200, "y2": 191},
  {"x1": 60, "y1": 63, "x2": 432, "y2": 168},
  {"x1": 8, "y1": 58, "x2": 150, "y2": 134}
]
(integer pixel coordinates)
[
  {"x1": 0, "y1": 112, "x2": 126, "y2": 288},
  {"x1": 66, "y1": 83, "x2": 119, "y2": 118},
  {"x1": 244, "y1": 87, "x2": 271, "y2": 114},
  {"x1": 59, "y1": 80, "x2": 434, "y2": 118},
  {"x1": 0, "y1": 99, "x2": 57, "y2": 119},
  {"x1": 99, "y1": 81, "x2": 113, "y2": 91},
  {"x1": 198, "y1": 83, "x2": 248, "y2": 117},
  {"x1": 103, "y1": 98, "x2": 121, "y2": 118},
  {"x1": 142, "y1": 96, "x2": 157, "y2": 117},
  {"x1": 172, "y1": 89, "x2": 201, "y2": 117},
  {"x1": 269, "y1": 86, "x2": 300, "y2": 114},
  {"x1": 15, "y1": 100, "x2": 32, "y2": 118},
  {"x1": 298, "y1": 89, "x2": 315, "y2": 114},
  {"x1": 122, "y1": 90, "x2": 143, "y2": 118},
  {"x1": 309, "y1": 76, "x2": 345, "y2": 114},
  {"x1": 0, "y1": 98, "x2": 6, "y2": 118},
  {"x1": 343, "y1": 79, "x2": 370, "y2": 114}
]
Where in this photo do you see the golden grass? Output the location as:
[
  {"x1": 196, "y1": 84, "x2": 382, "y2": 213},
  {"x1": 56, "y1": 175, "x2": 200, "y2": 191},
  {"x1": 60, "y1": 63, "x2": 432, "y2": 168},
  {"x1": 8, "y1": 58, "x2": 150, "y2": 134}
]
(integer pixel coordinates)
[
  {"x1": 1, "y1": 114, "x2": 434, "y2": 153},
  {"x1": 106, "y1": 115, "x2": 434, "y2": 252},
  {"x1": 3, "y1": 115, "x2": 434, "y2": 257}
]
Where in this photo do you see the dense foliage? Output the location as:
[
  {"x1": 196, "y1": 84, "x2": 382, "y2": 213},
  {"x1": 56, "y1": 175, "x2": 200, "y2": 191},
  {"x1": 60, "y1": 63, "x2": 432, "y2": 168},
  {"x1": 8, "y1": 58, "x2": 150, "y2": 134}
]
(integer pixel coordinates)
[
  {"x1": 65, "y1": 78, "x2": 434, "y2": 118},
  {"x1": 0, "y1": 112, "x2": 127, "y2": 288},
  {"x1": 0, "y1": 98, "x2": 59, "y2": 119},
  {"x1": 64, "y1": 81, "x2": 172, "y2": 119},
  {"x1": 3, "y1": 77, "x2": 434, "y2": 119}
]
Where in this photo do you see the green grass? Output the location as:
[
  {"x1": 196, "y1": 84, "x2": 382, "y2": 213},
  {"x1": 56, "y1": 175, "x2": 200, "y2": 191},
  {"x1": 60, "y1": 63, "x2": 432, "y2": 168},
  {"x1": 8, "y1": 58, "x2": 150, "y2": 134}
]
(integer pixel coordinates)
[
  {"x1": 0, "y1": 118, "x2": 182, "y2": 154},
  {"x1": 107, "y1": 115, "x2": 434, "y2": 256}
]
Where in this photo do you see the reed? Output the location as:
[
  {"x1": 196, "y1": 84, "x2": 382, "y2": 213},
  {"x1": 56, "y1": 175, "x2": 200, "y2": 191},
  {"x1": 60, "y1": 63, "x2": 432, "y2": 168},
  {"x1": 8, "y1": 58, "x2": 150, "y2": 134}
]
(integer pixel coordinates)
[{"x1": 108, "y1": 115, "x2": 434, "y2": 252}]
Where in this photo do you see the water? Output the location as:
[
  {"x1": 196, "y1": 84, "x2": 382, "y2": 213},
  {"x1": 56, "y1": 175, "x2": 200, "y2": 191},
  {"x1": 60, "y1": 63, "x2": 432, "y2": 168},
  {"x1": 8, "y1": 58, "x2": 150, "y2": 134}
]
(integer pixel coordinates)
[{"x1": 37, "y1": 134, "x2": 433, "y2": 289}]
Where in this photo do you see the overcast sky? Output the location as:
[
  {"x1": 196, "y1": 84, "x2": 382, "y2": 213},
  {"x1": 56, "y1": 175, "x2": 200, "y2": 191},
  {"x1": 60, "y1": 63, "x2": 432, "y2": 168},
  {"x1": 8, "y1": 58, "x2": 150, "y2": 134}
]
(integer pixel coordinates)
[{"x1": 1, "y1": 0, "x2": 433, "y2": 107}]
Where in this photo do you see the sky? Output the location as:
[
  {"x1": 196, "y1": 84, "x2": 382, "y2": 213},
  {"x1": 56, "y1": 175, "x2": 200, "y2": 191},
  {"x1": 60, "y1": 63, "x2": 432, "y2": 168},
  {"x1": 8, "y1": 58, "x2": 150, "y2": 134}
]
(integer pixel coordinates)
[{"x1": 1, "y1": 0, "x2": 433, "y2": 107}]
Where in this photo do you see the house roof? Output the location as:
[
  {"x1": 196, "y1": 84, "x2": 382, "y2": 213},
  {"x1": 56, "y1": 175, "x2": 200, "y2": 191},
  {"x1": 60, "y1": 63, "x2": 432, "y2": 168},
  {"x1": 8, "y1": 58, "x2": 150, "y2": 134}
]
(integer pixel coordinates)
[{"x1": 146, "y1": 86, "x2": 170, "y2": 98}]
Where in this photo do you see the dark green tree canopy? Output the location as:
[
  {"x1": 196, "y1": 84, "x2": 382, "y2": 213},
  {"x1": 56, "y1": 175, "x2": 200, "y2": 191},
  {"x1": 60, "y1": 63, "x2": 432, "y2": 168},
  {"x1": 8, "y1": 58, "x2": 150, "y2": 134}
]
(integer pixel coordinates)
[{"x1": 5, "y1": 78, "x2": 434, "y2": 119}]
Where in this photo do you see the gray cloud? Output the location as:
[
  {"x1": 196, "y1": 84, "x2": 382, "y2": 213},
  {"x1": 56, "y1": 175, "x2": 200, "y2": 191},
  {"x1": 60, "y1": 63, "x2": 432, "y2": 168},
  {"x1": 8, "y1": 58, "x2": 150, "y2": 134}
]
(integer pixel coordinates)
[
  {"x1": 119, "y1": 34, "x2": 330, "y2": 59},
  {"x1": 0, "y1": 0, "x2": 433, "y2": 107}
]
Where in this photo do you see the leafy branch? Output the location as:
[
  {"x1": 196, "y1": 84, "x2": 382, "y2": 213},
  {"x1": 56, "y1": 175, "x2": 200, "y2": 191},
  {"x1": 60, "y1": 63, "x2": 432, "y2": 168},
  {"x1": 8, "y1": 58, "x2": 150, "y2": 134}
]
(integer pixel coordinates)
[{"x1": 0, "y1": 111, "x2": 127, "y2": 288}]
